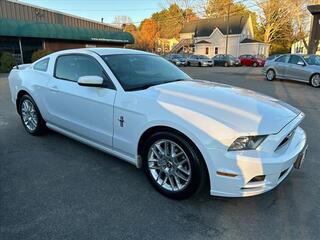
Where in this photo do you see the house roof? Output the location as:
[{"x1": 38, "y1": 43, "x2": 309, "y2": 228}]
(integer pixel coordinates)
[
  {"x1": 181, "y1": 15, "x2": 248, "y2": 37},
  {"x1": 240, "y1": 38, "x2": 263, "y2": 43}
]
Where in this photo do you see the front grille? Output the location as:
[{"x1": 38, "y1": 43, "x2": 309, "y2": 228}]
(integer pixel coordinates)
[{"x1": 276, "y1": 129, "x2": 295, "y2": 151}]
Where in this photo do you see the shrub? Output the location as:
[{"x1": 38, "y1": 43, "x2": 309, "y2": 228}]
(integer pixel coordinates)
[
  {"x1": 31, "y1": 49, "x2": 52, "y2": 62},
  {"x1": 0, "y1": 52, "x2": 16, "y2": 73}
]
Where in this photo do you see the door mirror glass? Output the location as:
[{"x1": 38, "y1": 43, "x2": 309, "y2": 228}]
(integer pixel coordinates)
[
  {"x1": 78, "y1": 76, "x2": 103, "y2": 87},
  {"x1": 297, "y1": 61, "x2": 305, "y2": 66}
]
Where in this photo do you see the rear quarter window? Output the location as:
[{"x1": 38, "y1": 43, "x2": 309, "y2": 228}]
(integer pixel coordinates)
[{"x1": 33, "y1": 58, "x2": 49, "y2": 72}]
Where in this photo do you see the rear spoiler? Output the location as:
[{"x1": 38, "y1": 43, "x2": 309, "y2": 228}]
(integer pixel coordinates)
[{"x1": 13, "y1": 64, "x2": 31, "y2": 70}]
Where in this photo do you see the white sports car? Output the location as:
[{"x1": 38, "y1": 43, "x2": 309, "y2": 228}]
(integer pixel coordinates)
[{"x1": 8, "y1": 48, "x2": 307, "y2": 199}]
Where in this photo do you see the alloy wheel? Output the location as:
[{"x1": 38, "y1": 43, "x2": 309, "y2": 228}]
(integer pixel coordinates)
[
  {"x1": 266, "y1": 70, "x2": 275, "y2": 81},
  {"x1": 21, "y1": 99, "x2": 38, "y2": 131},
  {"x1": 147, "y1": 139, "x2": 192, "y2": 192},
  {"x1": 311, "y1": 74, "x2": 320, "y2": 87}
]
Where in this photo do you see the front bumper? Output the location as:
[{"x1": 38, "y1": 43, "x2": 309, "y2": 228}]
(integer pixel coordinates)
[
  {"x1": 208, "y1": 115, "x2": 307, "y2": 197},
  {"x1": 202, "y1": 61, "x2": 213, "y2": 67}
]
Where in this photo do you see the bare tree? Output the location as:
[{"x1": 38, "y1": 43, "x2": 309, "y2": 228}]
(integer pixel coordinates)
[
  {"x1": 290, "y1": 0, "x2": 320, "y2": 49},
  {"x1": 256, "y1": 0, "x2": 292, "y2": 44}
]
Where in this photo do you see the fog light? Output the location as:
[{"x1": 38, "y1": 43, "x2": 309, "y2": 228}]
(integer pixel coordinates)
[{"x1": 249, "y1": 175, "x2": 265, "y2": 182}]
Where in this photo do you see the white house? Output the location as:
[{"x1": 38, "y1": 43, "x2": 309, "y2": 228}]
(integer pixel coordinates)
[
  {"x1": 291, "y1": 37, "x2": 320, "y2": 55},
  {"x1": 177, "y1": 15, "x2": 269, "y2": 58}
]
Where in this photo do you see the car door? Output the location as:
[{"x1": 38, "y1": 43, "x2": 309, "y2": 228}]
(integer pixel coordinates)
[
  {"x1": 273, "y1": 55, "x2": 290, "y2": 78},
  {"x1": 286, "y1": 55, "x2": 310, "y2": 82},
  {"x1": 213, "y1": 55, "x2": 220, "y2": 66},
  {"x1": 192, "y1": 55, "x2": 199, "y2": 66},
  {"x1": 45, "y1": 53, "x2": 116, "y2": 147}
]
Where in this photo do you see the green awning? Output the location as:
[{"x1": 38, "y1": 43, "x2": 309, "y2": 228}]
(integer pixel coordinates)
[{"x1": 0, "y1": 18, "x2": 134, "y2": 44}]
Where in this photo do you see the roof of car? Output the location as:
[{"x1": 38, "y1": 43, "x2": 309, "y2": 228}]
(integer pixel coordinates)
[{"x1": 52, "y1": 48, "x2": 151, "y2": 56}]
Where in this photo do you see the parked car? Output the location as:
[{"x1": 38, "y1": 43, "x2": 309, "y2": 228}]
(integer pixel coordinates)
[
  {"x1": 165, "y1": 54, "x2": 187, "y2": 66},
  {"x1": 264, "y1": 54, "x2": 282, "y2": 66},
  {"x1": 187, "y1": 55, "x2": 213, "y2": 67},
  {"x1": 8, "y1": 48, "x2": 307, "y2": 199},
  {"x1": 263, "y1": 54, "x2": 320, "y2": 87},
  {"x1": 239, "y1": 54, "x2": 265, "y2": 67},
  {"x1": 212, "y1": 54, "x2": 241, "y2": 67}
]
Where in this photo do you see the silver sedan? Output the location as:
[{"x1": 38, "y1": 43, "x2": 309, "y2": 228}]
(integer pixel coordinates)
[{"x1": 263, "y1": 54, "x2": 320, "y2": 87}]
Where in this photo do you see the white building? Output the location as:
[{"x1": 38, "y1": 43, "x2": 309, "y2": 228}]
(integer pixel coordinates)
[
  {"x1": 176, "y1": 15, "x2": 269, "y2": 58},
  {"x1": 291, "y1": 37, "x2": 320, "y2": 55}
]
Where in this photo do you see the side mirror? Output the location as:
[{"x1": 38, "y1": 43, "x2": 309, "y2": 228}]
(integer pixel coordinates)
[
  {"x1": 297, "y1": 61, "x2": 305, "y2": 66},
  {"x1": 77, "y1": 76, "x2": 103, "y2": 87}
]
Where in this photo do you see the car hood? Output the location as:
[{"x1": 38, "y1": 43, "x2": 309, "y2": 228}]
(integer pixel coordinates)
[{"x1": 142, "y1": 80, "x2": 300, "y2": 136}]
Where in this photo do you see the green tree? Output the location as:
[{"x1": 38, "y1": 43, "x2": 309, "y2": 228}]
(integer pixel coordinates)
[
  {"x1": 0, "y1": 52, "x2": 16, "y2": 73},
  {"x1": 205, "y1": 0, "x2": 248, "y2": 18},
  {"x1": 152, "y1": 4, "x2": 198, "y2": 39}
]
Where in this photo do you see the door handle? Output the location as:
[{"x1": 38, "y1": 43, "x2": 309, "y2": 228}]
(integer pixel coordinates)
[{"x1": 50, "y1": 86, "x2": 59, "y2": 92}]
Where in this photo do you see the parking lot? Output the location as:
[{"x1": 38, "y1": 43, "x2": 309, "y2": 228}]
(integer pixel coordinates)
[{"x1": 1, "y1": 67, "x2": 319, "y2": 240}]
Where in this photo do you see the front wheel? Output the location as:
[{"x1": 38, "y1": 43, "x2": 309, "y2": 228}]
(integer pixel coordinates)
[
  {"x1": 19, "y1": 95, "x2": 46, "y2": 135},
  {"x1": 224, "y1": 62, "x2": 229, "y2": 67},
  {"x1": 310, "y1": 74, "x2": 320, "y2": 88},
  {"x1": 253, "y1": 62, "x2": 258, "y2": 67},
  {"x1": 266, "y1": 69, "x2": 276, "y2": 81},
  {"x1": 142, "y1": 131, "x2": 206, "y2": 199}
]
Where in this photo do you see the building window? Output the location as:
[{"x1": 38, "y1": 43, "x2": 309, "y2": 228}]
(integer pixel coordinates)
[
  {"x1": 215, "y1": 47, "x2": 219, "y2": 54},
  {"x1": 205, "y1": 47, "x2": 209, "y2": 55}
]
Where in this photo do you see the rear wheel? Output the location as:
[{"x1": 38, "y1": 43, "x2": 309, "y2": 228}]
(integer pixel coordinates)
[
  {"x1": 266, "y1": 69, "x2": 276, "y2": 81},
  {"x1": 19, "y1": 95, "x2": 46, "y2": 135},
  {"x1": 142, "y1": 131, "x2": 206, "y2": 199},
  {"x1": 310, "y1": 74, "x2": 320, "y2": 88},
  {"x1": 224, "y1": 62, "x2": 229, "y2": 67},
  {"x1": 198, "y1": 62, "x2": 202, "y2": 67}
]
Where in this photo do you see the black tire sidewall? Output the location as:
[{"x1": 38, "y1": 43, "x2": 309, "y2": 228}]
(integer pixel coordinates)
[
  {"x1": 142, "y1": 131, "x2": 205, "y2": 199},
  {"x1": 19, "y1": 95, "x2": 45, "y2": 135}
]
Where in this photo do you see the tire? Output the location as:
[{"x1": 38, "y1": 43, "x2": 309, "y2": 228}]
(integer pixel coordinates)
[
  {"x1": 224, "y1": 62, "x2": 229, "y2": 67},
  {"x1": 253, "y1": 62, "x2": 258, "y2": 67},
  {"x1": 310, "y1": 74, "x2": 320, "y2": 88},
  {"x1": 142, "y1": 131, "x2": 206, "y2": 199},
  {"x1": 266, "y1": 69, "x2": 276, "y2": 81},
  {"x1": 19, "y1": 95, "x2": 46, "y2": 135},
  {"x1": 198, "y1": 62, "x2": 201, "y2": 67},
  {"x1": 187, "y1": 61, "x2": 190, "y2": 66}
]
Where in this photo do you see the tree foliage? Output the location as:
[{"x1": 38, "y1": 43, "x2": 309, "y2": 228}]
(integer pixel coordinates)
[
  {"x1": 0, "y1": 52, "x2": 16, "y2": 73},
  {"x1": 152, "y1": 4, "x2": 198, "y2": 39},
  {"x1": 31, "y1": 49, "x2": 52, "y2": 62}
]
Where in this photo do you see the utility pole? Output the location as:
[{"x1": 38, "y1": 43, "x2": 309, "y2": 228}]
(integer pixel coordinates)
[
  {"x1": 225, "y1": 3, "x2": 231, "y2": 54},
  {"x1": 307, "y1": 5, "x2": 320, "y2": 54}
]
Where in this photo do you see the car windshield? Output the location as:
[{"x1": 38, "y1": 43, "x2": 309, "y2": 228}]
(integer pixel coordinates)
[
  {"x1": 102, "y1": 54, "x2": 191, "y2": 91},
  {"x1": 172, "y1": 54, "x2": 184, "y2": 59},
  {"x1": 303, "y1": 55, "x2": 320, "y2": 66}
]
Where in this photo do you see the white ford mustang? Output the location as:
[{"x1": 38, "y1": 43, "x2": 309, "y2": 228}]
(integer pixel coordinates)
[{"x1": 8, "y1": 48, "x2": 307, "y2": 199}]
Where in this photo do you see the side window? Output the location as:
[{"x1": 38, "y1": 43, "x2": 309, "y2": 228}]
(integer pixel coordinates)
[
  {"x1": 275, "y1": 55, "x2": 289, "y2": 63},
  {"x1": 288, "y1": 55, "x2": 303, "y2": 65},
  {"x1": 34, "y1": 58, "x2": 49, "y2": 72},
  {"x1": 55, "y1": 54, "x2": 105, "y2": 82}
]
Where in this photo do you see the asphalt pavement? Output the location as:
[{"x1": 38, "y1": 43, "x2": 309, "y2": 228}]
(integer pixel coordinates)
[{"x1": 0, "y1": 67, "x2": 319, "y2": 240}]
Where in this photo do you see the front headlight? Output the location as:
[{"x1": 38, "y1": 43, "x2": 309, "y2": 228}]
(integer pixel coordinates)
[{"x1": 228, "y1": 135, "x2": 267, "y2": 151}]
